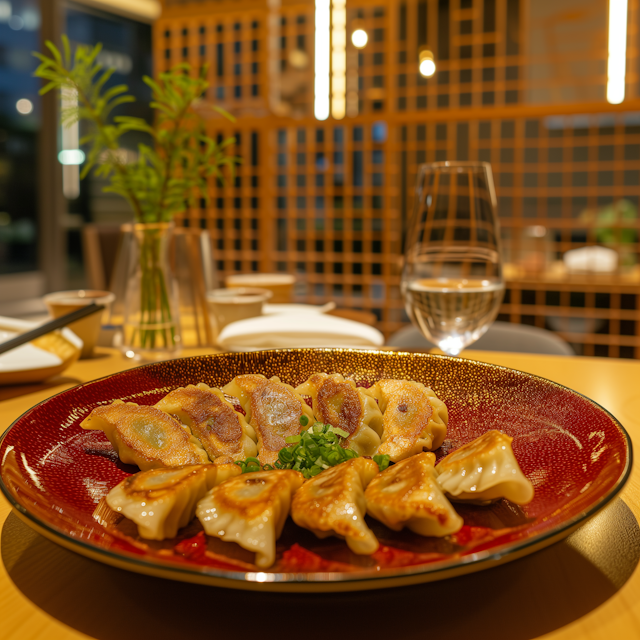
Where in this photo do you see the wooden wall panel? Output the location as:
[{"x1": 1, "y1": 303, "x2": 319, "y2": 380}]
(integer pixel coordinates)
[{"x1": 156, "y1": 0, "x2": 640, "y2": 358}]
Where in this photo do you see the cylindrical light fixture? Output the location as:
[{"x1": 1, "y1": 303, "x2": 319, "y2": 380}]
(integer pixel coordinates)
[
  {"x1": 418, "y1": 48, "x2": 436, "y2": 78},
  {"x1": 332, "y1": 0, "x2": 346, "y2": 119},
  {"x1": 351, "y1": 28, "x2": 368, "y2": 48},
  {"x1": 607, "y1": 0, "x2": 628, "y2": 104},
  {"x1": 314, "y1": 0, "x2": 331, "y2": 120}
]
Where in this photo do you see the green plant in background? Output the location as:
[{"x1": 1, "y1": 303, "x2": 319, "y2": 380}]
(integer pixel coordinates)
[
  {"x1": 33, "y1": 35, "x2": 238, "y2": 221},
  {"x1": 581, "y1": 199, "x2": 639, "y2": 267},
  {"x1": 33, "y1": 36, "x2": 239, "y2": 353}
]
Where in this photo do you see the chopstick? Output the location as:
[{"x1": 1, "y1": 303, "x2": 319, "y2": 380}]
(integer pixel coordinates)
[{"x1": 0, "y1": 303, "x2": 105, "y2": 356}]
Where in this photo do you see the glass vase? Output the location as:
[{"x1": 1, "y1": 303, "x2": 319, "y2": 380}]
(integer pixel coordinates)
[
  {"x1": 121, "y1": 222, "x2": 182, "y2": 361},
  {"x1": 171, "y1": 227, "x2": 219, "y2": 347}
]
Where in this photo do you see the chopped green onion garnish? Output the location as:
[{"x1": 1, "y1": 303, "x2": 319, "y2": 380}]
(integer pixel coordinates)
[
  {"x1": 235, "y1": 420, "x2": 366, "y2": 479},
  {"x1": 234, "y1": 456, "x2": 263, "y2": 474},
  {"x1": 329, "y1": 426, "x2": 350, "y2": 438},
  {"x1": 373, "y1": 454, "x2": 391, "y2": 472},
  {"x1": 235, "y1": 420, "x2": 394, "y2": 479}
]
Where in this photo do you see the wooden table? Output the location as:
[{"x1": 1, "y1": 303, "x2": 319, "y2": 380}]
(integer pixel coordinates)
[{"x1": 2, "y1": 347, "x2": 640, "y2": 640}]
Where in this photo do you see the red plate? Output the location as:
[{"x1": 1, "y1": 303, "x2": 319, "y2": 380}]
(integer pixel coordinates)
[{"x1": 0, "y1": 349, "x2": 632, "y2": 592}]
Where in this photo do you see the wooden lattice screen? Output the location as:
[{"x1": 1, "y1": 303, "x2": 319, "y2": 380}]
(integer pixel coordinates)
[{"x1": 156, "y1": 0, "x2": 640, "y2": 358}]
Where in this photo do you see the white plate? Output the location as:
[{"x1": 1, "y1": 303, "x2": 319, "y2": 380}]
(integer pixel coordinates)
[
  {"x1": 262, "y1": 304, "x2": 328, "y2": 315},
  {"x1": 217, "y1": 313, "x2": 384, "y2": 351},
  {"x1": 0, "y1": 317, "x2": 82, "y2": 385}
]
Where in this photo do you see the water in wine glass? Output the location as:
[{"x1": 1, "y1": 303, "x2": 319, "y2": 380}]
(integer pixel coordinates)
[
  {"x1": 402, "y1": 161, "x2": 504, "y2": 356},
  {"x1": 404, "y1": 277, "x2": 504, "y2": 356}
]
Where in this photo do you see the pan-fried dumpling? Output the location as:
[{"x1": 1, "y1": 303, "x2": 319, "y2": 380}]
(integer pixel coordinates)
[
  {"x1": 81, "y1": 400, "x2": 209, "y2": 471},
  {"x1": 435, "y1": 430, "x2": 534, "y2": 505},
  {"x1": 196, "y1": 469, "x2": 304, "y2": 568},
  {"x1": 106, "y1": 463, "x2": 241, "y2": 540},
  {"x1": 365, "y1": 452, "x2": 463, "y2": 537},
  {"x1": 222, "y1": 375, "x2": 315, "y2": 465},
  {"x1": 370, "y1": 379, "x2": 448, "y2": 462},
  {"x1": 296, "y1": 373, "x2": 383, "y2": 456},
  {"x1": 291, "y1": 458, "x2": 379, "y2": 555},
  {"x1": 155, "y1": 383, "x2": 257, "y2": 462}
]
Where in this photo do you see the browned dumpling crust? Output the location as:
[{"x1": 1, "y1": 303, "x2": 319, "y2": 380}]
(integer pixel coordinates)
[
  {"x1": 370, "y1": 379, "x2": 448, "y2": 462},
  {"x1": 106, "y1": 463, "x2": 241, "y2": 540},
  {"x1": 291, "y1": 457, "x2": 379, "y2": 555},
  {"x1": 296, "y1": 373, "x2": 383, "y2": 456},
  {"x1": 197, "y1": 469, "x2": 305, "y2": 568},
  {"x1": 155, "y1": 383, "x2": 257, "y2": 462},
  {"x1": 365, "y1": 452, "x2": 463, "y2": 537},
  {"x1": 222, "y1": 374, "x2": 315, "y2": 465},
  {"x1": 81, "y1": 400, "x2": 209, "y2": 470},
  {"x1": 435, "y1": 430, "x2": 534, "y2": 505}
]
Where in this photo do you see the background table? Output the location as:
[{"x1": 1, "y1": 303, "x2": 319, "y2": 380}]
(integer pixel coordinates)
[{"x1": 2, "y1": 347, "x2": 640, "y2": 640}]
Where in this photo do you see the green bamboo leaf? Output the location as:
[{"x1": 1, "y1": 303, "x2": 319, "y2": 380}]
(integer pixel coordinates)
[
  {"x1": 142, "y1": 76, "x2": 163, "y2": 95},
  {"x1": 38, "y1": 81, "x2": 58, "y2": 95},
  {"x1": 32, "y1": 51, "x2": 51, "y2": 65},
  {"x1": 83, "y1": 41, "x2": 103, "y2": 67},
  {"x1": 115, "y1": 118, "x2": 155, "y2": 135},
  {"x1": 44, "y1": 40, "x2": 63, "y2": 65},
  {"x1": 62, "y1": 35, "x2": 72, "y2": 67},
  {"x1": 210, "y1": 105, "x2": 236, "y2": 123},
  {"x1": 149, "y1": 102, "x2": 175, "y2": 117},
  {"x1": 101, "y1": 84, "x2": 130, "y2": 102},
  {"x1": 92, "y1": 67, "x2": 115, "y2": 94},
  {"x1": 102, "y1": 95, "x2": 136, "y2": 118}
]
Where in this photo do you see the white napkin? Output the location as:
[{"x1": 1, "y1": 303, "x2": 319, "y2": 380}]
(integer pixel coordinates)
[
  {"x1": 0, "y1": 316, "x2": 83, "y2": 372},
  {"x1": 564, "y1": 246, "x2": 618, "y2": 273},
  {"x1": 217, "y1": 313, "x2": 384, "y2": 351}
]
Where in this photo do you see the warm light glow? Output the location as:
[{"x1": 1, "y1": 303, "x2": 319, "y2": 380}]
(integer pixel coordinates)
[
  {"x1": 419, "y1": 59, "x2": 436, "y2": 77},
  {"x1": 607, "y1": 0, "x2": 628, "y2": 104},
  {"x1": 289, "y1": 49, "x2": 309, "y2": 69},
  {"x1": 15, "y1": 98, "x2": 33, "y2": 115},
  {"x1": 314, "y1": 0, "x2": 330, "y2": 120},
  {"x1": 331, "y1": 0, "x2": 346, "y2": 119},
  {"x1": 419, "y1": 49, "x2": 436, "y2": 78},
  {"x1": 351, "y1": 29, "x2": 368, "y2": 48}
]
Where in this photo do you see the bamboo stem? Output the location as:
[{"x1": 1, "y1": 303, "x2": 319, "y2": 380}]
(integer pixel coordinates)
[{"x1": 129, "y1": 224, "x2": 178, "y2": 354}]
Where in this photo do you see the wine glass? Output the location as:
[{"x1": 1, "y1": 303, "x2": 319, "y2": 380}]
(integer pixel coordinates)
[{"x1": 401, "y1": 162, "x2": 504, "y2": 356}]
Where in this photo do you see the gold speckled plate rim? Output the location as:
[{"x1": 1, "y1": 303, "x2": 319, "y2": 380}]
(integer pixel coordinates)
[{"x1": 0, "y1": 348, "x2": 633, "y2": 591}]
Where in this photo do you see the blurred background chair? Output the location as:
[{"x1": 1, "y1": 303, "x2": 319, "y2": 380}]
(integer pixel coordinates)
[{"x1": 386, "y1": 322, "x2": 575, "y2": 356}]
